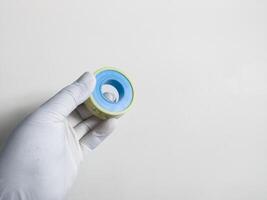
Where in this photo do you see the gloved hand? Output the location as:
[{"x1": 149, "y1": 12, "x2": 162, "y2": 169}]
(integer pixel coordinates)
[{"x1": 0, "y1": 72, "x2": 116, "y2": 200}]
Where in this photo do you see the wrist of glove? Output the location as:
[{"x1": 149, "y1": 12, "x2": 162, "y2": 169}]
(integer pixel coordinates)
[{"x1": 0, "y1": 72, "x2": 116, "y2": 200}]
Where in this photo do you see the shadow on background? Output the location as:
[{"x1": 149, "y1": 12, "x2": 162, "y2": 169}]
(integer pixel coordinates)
[{"x1": 0, "y1": 103, "x2": 41, "y2": 151}]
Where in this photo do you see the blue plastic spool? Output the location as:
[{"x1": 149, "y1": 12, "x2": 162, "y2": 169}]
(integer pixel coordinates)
[{"x1": 85, "y1": 67, "x2": 134, "y2": 119}]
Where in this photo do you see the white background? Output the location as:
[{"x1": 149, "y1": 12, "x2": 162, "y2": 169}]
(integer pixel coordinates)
[{"x1": 0, "y1": 0, "x2": 267, "y2": 199}]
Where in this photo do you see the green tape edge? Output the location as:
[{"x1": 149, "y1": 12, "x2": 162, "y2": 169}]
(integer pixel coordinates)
[{"x1": 85, "y1": 66, "x2": 135, "y2": 119}]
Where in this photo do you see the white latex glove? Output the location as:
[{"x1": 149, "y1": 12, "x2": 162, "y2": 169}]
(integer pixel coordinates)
[{"x1": 0, "y1": 72, "x2": 116, "y2": 200}]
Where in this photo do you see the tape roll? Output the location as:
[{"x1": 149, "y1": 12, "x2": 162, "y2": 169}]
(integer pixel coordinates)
[{"x1": 85, "y1": 67, "x2": 134, "y2": 119}]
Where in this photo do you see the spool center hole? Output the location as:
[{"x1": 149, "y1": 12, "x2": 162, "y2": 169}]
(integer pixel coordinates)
[
  {"x1": 101, "y1": 84, "x2": 120, "y2": 103},
  {"x1": 101, "y1": 79, "x2": 124, "y2": 103}
]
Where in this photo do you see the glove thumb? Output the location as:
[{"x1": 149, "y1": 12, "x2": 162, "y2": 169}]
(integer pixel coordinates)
[{"x1": 39, "y1": 72, "x2": 96, "y2": 118}]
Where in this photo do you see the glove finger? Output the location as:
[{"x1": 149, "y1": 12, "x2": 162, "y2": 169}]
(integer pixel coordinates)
[
  {"x1": 74, "y1": 116, "x2": 101, "y2": 140},
  {"x1": 68, "y1": 104, "x2": 93, "y2": 128},
  {"x1": 40, "y1": 72, "x2": 96, "y2": 118},
  {"x1": 80, "y1": 118, "x2": 116, "y2": 150},
  {"x1": 68, "y1": 110, "x2": 84, "y2": 127},
  {"x1": 76, "y1": 104, "x2": 93, "y2": 119}
]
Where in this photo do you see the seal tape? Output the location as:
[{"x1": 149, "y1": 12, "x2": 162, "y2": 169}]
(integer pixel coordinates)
[{"x1": 85, "y1": 67, "x2": 134, "y2": 119}]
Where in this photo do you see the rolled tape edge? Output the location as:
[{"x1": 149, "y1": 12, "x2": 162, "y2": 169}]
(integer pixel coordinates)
[{"x1": 85, "y1": 67, "x2": 134, "y2": 119}]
